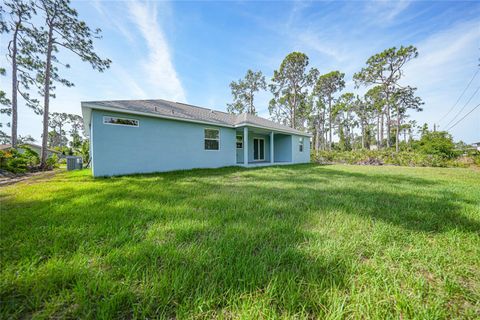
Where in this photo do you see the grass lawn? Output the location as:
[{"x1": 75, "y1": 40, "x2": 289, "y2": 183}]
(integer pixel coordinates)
[{"x1": 1, "y1": 164, "x2": 479, "y2": 319}]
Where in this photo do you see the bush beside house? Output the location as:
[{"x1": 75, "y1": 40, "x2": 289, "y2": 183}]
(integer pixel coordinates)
[
  {"x1": 312, "y1": 149, "x2": 479, "y2": 168},
  {"x1": 312, "y1": 129, "x2": 479, "y2": 168},
  {"x1": 0, "y1": 145, "x2": 59, "y2": 174}
]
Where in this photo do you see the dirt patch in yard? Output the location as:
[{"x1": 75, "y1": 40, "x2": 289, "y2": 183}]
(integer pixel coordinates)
[{"x1": 0, "y1": 169, "x2": 61, "y2": 187}]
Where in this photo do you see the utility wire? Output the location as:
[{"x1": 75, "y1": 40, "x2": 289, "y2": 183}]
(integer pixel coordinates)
[
  {"x1": 443, "y1": 86, "x2": 480, "y2": 129},
  {"x1": 438, "y1": 68, "x2": 479, "y2": 125},
  {"x1": 446, "y1": 103, "x2": 480, "y2": 131}
]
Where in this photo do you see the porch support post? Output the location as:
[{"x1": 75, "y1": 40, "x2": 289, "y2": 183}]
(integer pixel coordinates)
[
  {"x1": 243, "y1": 127, "x2": 248, "y2": 166},
  {"x1": 270, "y1": 131, "x2": 274, "y2": 164}
]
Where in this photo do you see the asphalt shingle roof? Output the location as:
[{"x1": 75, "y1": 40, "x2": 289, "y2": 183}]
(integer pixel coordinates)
[{"x1": 82, "y1": 99, "x2": 310, "y2": 136}]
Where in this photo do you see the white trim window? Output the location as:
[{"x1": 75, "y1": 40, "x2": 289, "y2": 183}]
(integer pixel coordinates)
[
  {"x1": 299, "y1": 137, "x2": 304, "y2": 152},
  {"x1": 204, "y1": 128, "x2": 220, "y2": 150},
  {"x1": 236, "y1": 135, "x2": 243, "y2": 149},
  {"x1": 103, "y1": 116, "x2": 139, "y2": 127}
]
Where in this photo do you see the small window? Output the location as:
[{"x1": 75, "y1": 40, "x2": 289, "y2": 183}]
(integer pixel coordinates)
[
  {"x1": 236, "y1": 135, "x2": 243, "y2": 149},
  {"x1": 103, "y1": 116, "x2": 139, "y2": 127},
  {"x1": 299, "y1": 137, "x2": 304, "y2": 152},
  {"x1": 204, "y1": 128, "x2": 220, "y2": 150}
]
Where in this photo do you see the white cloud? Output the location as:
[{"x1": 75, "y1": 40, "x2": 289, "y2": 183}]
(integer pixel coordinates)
[
  {"x1": 403, "y1": 20, "x2": 479, "y2": 89},
  {"x1": 127, "y1": 1, "x2": 187, "y2": 102},
  {"x1": 91, "y1": 0, "x2": 136, "y2": 44},
  {"x1": 110, "y1": 66, "x2": 148, "y2": 99},
  {"x1": 402, "y1": 19, "x2": 480, "y2": 139},
  {"x1": 365, "y1": 0, "x2": 411, "y2": 25},
  {"x1": 295, "y1": 32, "x2": 348, "y2": 62}
]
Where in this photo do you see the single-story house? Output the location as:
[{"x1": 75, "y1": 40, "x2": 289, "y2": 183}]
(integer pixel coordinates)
[
  {"x1": 472, "y1": 142, "x2": 480, "y2": 151},
  {"x1": 0, "y1": 143, "x2": 61, "y2": 158},
  {"x1": 81, "y1": 99, "x2": 311, "y2": 177}
]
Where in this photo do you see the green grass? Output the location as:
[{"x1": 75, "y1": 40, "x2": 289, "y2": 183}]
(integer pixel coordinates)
[{"x1": 1, "y1": 164, "x2": 479, "y2": 319}]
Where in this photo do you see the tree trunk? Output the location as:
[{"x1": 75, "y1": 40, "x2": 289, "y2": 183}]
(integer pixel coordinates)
[
  {"x1": 41, "y1": 28, "x2": 54, "y2": 168},
  {"x1": 291, "y1": 107, "x2": 295, "y2": 129},
  {"x1": 386, "y1": 109, "x2": 391, "y2": 148},
  {"x1": 249, "y1": 89, "x2": 254, "y2": 114},
  {"x1": 328, "y1": 96, "x2": 332, "y2": 150},
  {"x1": 380, "y1": 113, "x2": 384, "y2": 149},
  {"x1": 291, "y1": 94, "x2": 296, "y2": 129},
  {"x1": 385, "y1": 89, "x2": 391, "y2": 148},
  {"x1": 322, "y1": 108, "x2": 326, "y2": 150},
  {"x1": 10, "y1": 25, "x2": 19, "y2": 148},
  {"x1": 59, "y1": 122, "x2": 63, "y2": 146},
  {"x1": 361, "y1": 122, "x2": 365, "y2": 149},
  {"x1": 395, "y1": 107, "x2": 400, "y2": 153},
  {"x1": 315, "y1": 111, "x2": 321, "y2": 155},
  {"x1": 376, "y1": 115, "x2": 380, "y2": 148},
  {"x1": 324, "y1": 130, "x2": 328, "y2": 150}
]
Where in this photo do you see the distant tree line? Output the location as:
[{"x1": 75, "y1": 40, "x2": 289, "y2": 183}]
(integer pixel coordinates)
[
  {"x1": 227, "y1": 47, "x2": 426, "y2": 154},
  {"x1": 0, "y1": 0, "x2": 110, "y2": 169}
]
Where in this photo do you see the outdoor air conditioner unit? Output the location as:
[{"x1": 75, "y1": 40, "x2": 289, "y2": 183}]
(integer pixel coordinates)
[{"x1": 66, "y1": 156, "x2": 83, "y2": 171}]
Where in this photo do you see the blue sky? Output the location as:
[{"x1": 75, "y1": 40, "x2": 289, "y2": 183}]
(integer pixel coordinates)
[{"x1": 1, "y1": 0, "x2": 479, "y2": 142}]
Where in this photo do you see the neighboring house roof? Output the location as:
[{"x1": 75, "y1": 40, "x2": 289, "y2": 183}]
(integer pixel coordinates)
[
  {"x1": 0, "y1": 143, "x2": 61, "y2": 154},
  {"x1": 81, "y1": 99, "x2": 311, "y2": 137}
]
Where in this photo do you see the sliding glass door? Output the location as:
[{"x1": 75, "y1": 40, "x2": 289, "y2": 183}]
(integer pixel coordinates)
[{"x1": 253, "y1": 138, "x2": 265, "y2": 161}]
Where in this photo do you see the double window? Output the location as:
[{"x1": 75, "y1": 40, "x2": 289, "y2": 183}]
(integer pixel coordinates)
[
  {"x1": 299, "y1": 137, "x2": 304, "y2": 152},
  {"x1": 103, "y1": 116, "x2": 139, "y2": 127},
  {"x1": 204, "y1": 128, "x2": 220, "y2": 150}
]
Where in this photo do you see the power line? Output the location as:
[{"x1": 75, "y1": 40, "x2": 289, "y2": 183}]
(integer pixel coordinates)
[
  {"x1": 438, "y1": 68, "x2": 479, "y2": 124},
  {"x1": 446, "y1": 103, "x2": 480, "y2": 131},
  {"x1": 443, "y1": 86, "x2": 480, "y2": 129}
]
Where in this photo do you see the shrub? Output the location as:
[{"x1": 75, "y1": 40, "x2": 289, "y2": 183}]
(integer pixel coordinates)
[
  {"x1": 19, "y1": 145, "x2": 40, "y2": 168},
  {"x1": 311, "y1": 149, "x2": 474, "y2": 168},
  {"x1": 45, "y1": 154, "x2": 59, "y2": 170},
  {"x1": 79, "y1": 140, "x2": 90, "y2": 164},
  {"x1": 0, "y1": 146, "x2": 63, "y2": 173},
  {"x1": 474, "y1": 154, "x2": 480, "y2": 166},
  {"x1": 0, "y1": 149, "x2": 29, "y2": 173},
  {"x1": 413, "y1": 131, "x2": 458, "y2": 159}
]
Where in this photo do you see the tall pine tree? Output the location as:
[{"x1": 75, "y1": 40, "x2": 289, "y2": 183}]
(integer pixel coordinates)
[{"x1": 34, "y1": 0, "x2": 111, "y2": 167}]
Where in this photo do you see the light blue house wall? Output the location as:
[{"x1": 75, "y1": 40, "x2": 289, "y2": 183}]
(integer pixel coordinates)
[
  {"x1": 292, "y1": 135, "x2": 310, "y2": 163},
  {"x1": 274, "y1": 134, "x2": 292, "y2": 162},
  {"x1": 236, "y1": 146, "x2": 244, "y2": 163},
  {"x1": 91, "y1": 110, "x2": 236, "y2": 176},
  {"x1": 88, "y1": 108, "x2": 311, "y2": 176}
]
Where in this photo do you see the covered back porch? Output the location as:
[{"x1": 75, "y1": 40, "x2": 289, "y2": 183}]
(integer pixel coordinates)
[{"x1": 235, "y1": 126, "x2": 294, "y2": 167}]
